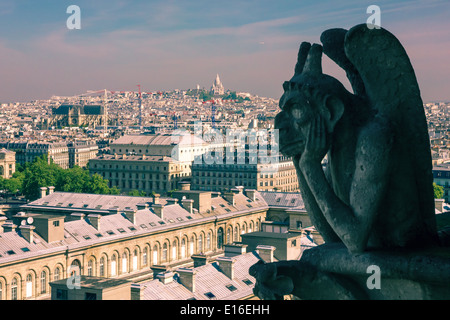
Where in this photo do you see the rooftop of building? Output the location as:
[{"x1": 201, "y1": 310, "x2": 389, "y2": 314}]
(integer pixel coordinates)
[
  {"x1": 111, "y1": 133, "x2": 207, "y2": 147},
  {"x1": 140, "y1": 248, "x2": 261, "y2": 300}
]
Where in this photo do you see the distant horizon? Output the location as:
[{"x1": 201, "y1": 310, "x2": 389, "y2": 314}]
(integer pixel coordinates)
[{"x1": 1, "y1": 1, "x2": 449, "y2": 104}]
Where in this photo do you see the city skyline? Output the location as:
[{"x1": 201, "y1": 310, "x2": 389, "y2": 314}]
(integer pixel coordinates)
[{"x1": 0, "y1": 0, "x2": 449, "y2": 103}]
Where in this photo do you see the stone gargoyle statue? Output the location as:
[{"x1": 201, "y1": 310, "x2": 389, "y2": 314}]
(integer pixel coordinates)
[{"x1": 250, "y1": 24, "x2": 450, "y2": 300}]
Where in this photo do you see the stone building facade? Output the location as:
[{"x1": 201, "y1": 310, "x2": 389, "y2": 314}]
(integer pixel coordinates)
[{"x1": 0, "y1": 188, "x2": 268, "y2": 300}]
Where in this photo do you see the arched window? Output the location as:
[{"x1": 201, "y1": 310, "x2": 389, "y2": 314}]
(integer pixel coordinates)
[
  {"x1": 87, "y1": 259, "x2": 94, "y2": 276},
  {"x1": 0, "y1": 281, "x2": 2, "y2": 300},
  {"x1": 206, "y1": 232, "x2": 211, "y2": 250},
  {"x1": 111, "y1": 255, "x2": 117, "y2": 276},
  {"x1": 217, "y1": 228, "x2": 224, "y2": 249},
  {"x1": 172, "y1": 240, "x2": 177, "y2": 260},
  {"x1": 143, "y1": 247, "x2": 148, "y2": 266},
  {"x1": 181, "y1": 239, "x2": 186, "y2": 258},
  {"x1": 226, "y1": 228, "x2": 231, "y2": 244},
  {"x1": 249, "y1": 221, "x2": 254, "y2": 233},
  {"x1": 11, "y1": 278, "x2": 18, "y2": 300},
  {"x1": 198, "y1": 234, "x2": 203, "y2": 253},
  {"x1": 70, "y1": 260, "x2": 81, "y2": 277},
  {"x1": 54, "y1": 267, "x2": 61, "y2": 281},
  {"x1": 99, "y1": 257, "x2": 105, "y2": 277},
  {"x1": 153, "y1": 245, "x2": 158, "y2": 264},
  {"x1": 234, "y1": 226, "x2": 239, "y2": 241},
  {"x1": 133, "y1": 250, "x2": 138, "y2": 271},
  {"x1": 121, "y1": 252, "x2": 128, "y2": 274},
  {"x1": 189, "y1": 236, "x2": 194, "y2": 255},
  {"x1": 162, "y1": 243, "x2": 168, "y2": 262},
  {"x1": 40, "y1": 271, "x2": 47, "y2": 294},
  {"x1": 26, "y1": 274, "x2": 33, "y2": 298}
]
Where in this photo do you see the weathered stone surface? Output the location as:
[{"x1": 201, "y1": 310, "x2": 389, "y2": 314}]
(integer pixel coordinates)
[{"x1": 252, "y1": 24, "x2": 450, "y2": 300}]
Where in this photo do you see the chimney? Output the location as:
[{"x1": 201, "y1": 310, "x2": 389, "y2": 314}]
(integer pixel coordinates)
[
  {"x1": 12, "y1": 211, "x2": 27, "y2": 226},
  {"x1": 151, "y1": 265, "x2": 170, "y2": 279},
  {"x1": 224, "y1": 243, "x2": 247, "y2": 257},
  {"x1": 216, "y1": 256, "x2": 235, "y2": 280},
  {"x1": 223, "y1": 192, "x2": 235, "y2": 206},
  {"x1": 152, "y1": 203, "x2": 164, "y2": 219},
  {"x1": 177, "y1": 268, "x2": 196, "y2": 292},
  {"x1": 181, "y1": 199, "x2": 194, "y2": 214},
  {"x1": 136, "y1": 203, "x2": 149, "y2": 210},
  {"x1": 0, "y1": 216, "x2": 7, "y2": 233},
  {"x1": 153, "y1": 193, "x2": 160, "y2": 205},
  {"x1": 108, "y1": 207, "x2": 119, "y2": 215},
  {"x1": 48, "y1": 186, "x2": 55, "y2": 195},
  {"x1": 245, "y1": 189, "x2": 257, "y2": 201},
  {"x1": 131, "y1": 284, "x2": 146, "y2": 300},
  {"x1": 2, "y1": 221, "x2": 17, "y2": 233},
  {"x1": 68, "y1": 213, "x2": 85, "y2": 221},
  {"x1": 178, "y1": 181, "x2": 191, "y2": 190},
  {"x1": 40, "y1": 187, "x2": 48, "y2": 198},
  {"x1": 20, "y1": 225, "x2": 35, "y2": 243},
  {"x1": 124, "y1": 209, "x2": 136, "y2": 224},
  {"x1": 435, "y1": 198, "x2": 445, "y2": 213},
  {"x1": 157, "y1": 271, "x2": 175, "y2": 284},
  {"x1": 88, "y1": 214, "x2": 101, "y2": 230},
  {"x1": 257, "y1": 245, "x2": 276, "y2": 263},
  {"x1": 191, "y1": 254, "x2": 208, "y2": 267},
  {"x1": 235, "y1": 186, "x2": 244, "y2": 194},
  {"x1": 166, "y1": 198, "x2": 178, "y2": 205}
]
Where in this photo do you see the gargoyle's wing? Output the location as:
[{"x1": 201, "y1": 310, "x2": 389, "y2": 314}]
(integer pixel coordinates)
[
  {"x1": 344, "y1": 24, "x2": 423, "y2": 122},
  {"x1": 344, "y1": 24, "x2": 436, "y2": 225},
  {"x1": 320, "y1": 28, "x2": 366, "y2": 97}
]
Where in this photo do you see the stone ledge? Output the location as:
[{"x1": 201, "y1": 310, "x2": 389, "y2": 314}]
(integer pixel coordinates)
[{"x1": 299, "y1": 242, "x2": 450, "y2": 299}]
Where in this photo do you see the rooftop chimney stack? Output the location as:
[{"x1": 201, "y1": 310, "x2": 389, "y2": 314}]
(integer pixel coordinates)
[
  {"x1": 48, "y1": 186, "x2": 55, "y2": 195},
  {"x1": 257, "y1": 245, "x2": 276, "y2": 263},
  {"x1": 2, "y1": 221, "x2": 17, "y2": 233},
  {"x1": 88, "y1": 214, "x2": 101, "y2": 230},
  {"x1": 216, "y1": 256, "x2": 235, "y2": 279},
  {"x1": 181, "y1": 199, "x2": 194, "y2": 214},
  {"x1": 223, "y1": 192, "x2": 235, "y2": 206},
  {"x1": 157, "y1": 271, "x2": 175, "y2": 284},
  {"x1": 166, "y1": 198, "x2": 178, "y2": 205},
  {"x1": 136, "y1": 203, "x2": 149, "y2": 210},
  {"x1": 40, "y1": 187, "x2": 48, "y2": 198},
  {"x1": 177, "y1": 268, "x2": 196, "y2": 292},
  {"x1": 124, "y1": 209, "x2": 137, "y2": 224},
  {"x1": 245, "y1": 189, "x2": 257, "y2": 201},
  {"x1": 130, "y1": 284, "x2": 146, "y2": 300},
  {"x1": 435, "y1": 198, "x2": 445, "y2": 213},
  {"x1": 0, "y1": 216, "x2": 7, "y2": 233},
  {"x1": 191, "y1": 254, "x2": 208, "y2": 267},
  {"x1": 20, "y1": 225, "x2": 35, "y2": 243},
  {"x1": 153, "y1": 193, "x2": 160, "y2": 205},
  {"x1": 68, "y1": 213, "x2": 85, "y2": 221},
  {"x1": 152, "y1": 203, "x2": 164, "y2": 219}
]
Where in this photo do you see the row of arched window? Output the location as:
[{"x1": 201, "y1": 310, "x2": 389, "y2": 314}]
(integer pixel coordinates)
[{"x1": 0, "y1": 219, "x2": 260, "y2": 300}]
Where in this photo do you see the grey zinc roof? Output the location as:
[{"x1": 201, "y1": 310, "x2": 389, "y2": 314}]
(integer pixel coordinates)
[
  {"x1": 24, "y1": 192, "x2": 171, "y2": 213},
  {"x1": 141, "y1": 251, "x2": 260, "y2": 300},
  {"x1": 258, "y1": 191, "x2": 304, "y2": 209},
  {"x1": 111, "y1": 134, "x2": 206, "y2": 147}
]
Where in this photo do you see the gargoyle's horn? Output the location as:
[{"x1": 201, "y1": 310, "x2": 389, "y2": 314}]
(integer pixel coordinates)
[
  {"x1": 294, "y1": 42, "x2": 311, "y2": 75},
  {"x1": 302, "y1": 43, "x2": 323, "y2": 75}
]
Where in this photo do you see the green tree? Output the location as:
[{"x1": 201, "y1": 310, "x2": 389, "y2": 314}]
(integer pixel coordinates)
[
  {"x1": 22, "y1": 156, "x2": 61, "y2": 200},
  {"x1": 128, "y1": 189, "x2": 146, "y2": 197},
  {"x1": 434, "y1": 182, "x2": 444, "y2": 199}
]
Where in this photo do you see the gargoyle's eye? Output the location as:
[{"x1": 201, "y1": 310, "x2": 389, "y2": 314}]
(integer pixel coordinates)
[{"x1": 283, "y1": 81, "x2": 290, "y2": 91}]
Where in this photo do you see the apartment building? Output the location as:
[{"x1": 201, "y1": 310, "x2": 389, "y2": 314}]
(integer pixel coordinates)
[{"x1": 68, "y1": 140, "x2": 99, "y2": 168}]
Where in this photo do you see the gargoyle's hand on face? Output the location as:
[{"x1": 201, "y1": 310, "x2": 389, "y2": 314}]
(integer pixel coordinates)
[
  {"x1": 249, "y1": 261, "x2": 294, "y2": 300},
  {"x1": 300, "y1": 115, "x2": 329, "y2": 166}
]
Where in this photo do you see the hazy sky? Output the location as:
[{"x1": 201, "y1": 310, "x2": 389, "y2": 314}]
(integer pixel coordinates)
[{"x1": 1, "y1": 0, "x2": 449, "y2": 103}]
